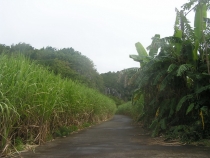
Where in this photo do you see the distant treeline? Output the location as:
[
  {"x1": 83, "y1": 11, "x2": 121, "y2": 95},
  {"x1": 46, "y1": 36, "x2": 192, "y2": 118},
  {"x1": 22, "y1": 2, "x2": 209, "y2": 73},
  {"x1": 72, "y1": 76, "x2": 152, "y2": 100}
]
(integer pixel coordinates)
[
  {"x1": 0, "y1": 43, "x2": 104, "y2": 91},
  {"x1": 0, "y1": 43, "x2": 137, "y2": 103}
]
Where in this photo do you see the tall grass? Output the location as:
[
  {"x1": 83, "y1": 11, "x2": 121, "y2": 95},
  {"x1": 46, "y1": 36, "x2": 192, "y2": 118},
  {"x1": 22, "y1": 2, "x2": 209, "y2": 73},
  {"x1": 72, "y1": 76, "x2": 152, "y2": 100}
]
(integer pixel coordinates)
[
  {"x1": 116, "y1": 95, "x2": 144, "y2": 121},
  {"x1": 0, "y1": 54, "x2": 116, "y2": 155}
]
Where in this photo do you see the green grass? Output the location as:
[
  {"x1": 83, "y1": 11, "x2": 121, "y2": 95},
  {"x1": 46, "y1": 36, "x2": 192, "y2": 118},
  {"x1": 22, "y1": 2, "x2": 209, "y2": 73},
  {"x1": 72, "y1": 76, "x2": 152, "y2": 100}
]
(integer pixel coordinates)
[
  {"x1": 116, "y1": 96, "x2": 144, "y2": 121},
  {"x1": 0, "y1": 54, "x2": 116, "y2": 155}
]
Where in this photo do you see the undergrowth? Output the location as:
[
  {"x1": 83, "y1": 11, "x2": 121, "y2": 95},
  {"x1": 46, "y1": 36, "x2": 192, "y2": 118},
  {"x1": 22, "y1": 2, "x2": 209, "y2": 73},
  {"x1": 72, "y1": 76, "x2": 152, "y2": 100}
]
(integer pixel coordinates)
[{"x1": 116, "y1": 95, "x2": 144, "y2": 121}]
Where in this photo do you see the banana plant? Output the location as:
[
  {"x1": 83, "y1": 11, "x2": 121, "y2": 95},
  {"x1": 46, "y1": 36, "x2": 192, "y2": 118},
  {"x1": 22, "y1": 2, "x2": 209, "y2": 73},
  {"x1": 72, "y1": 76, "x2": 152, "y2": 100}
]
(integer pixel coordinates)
[
  {"x1": 129, "y1": 34, "x2": 160, "y2": 67},
  {"x1": 129, "y1": 0, "x2": 210, "y2": 140},
  {"x1": 147, "y1": 34, "x2": 161, "y2": 57},
  {"x1": 129, "y1": 42, "x2": 150, "y2": 67},
  {"x1": 174, "y1": 9, "x2": 183, "y2": 57},
  {"x1": 193, "y1": 1, "x2": 207, "y2": 65}
]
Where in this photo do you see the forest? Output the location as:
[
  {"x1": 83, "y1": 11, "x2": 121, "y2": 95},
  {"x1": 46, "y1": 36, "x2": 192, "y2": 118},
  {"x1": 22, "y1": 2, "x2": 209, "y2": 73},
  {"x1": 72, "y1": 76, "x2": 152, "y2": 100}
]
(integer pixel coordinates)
[{"x1": 1, "y1": 0, "x2": 210, "y2": 156}]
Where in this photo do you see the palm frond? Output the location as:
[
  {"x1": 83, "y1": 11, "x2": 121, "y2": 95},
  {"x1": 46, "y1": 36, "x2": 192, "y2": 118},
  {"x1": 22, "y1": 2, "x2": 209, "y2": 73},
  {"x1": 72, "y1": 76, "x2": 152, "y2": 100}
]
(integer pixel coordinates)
[
  {"x1": 177, "y1": 64, "x2": 194, "y2": 76},
  {"x1": 181, "y1": 0, "x2": 197, "y2": 11},
  {"x1": 186, "y1": 103, "x2": 194, "y2": 115},
  {"x1": 160, "y1": 73, "x2": 174, "y2": 91},
  {"x1": 146, "y1": 34, "x2": 161, "y2": 58},
  {"x1": 152, "y1": 70, "x2": 166, "y2": 85},
  {"x1": 176, "y1": 94, "x2": 193, "y2": 112},
  {"x1": 195, "y1": 84, "x2": 210, "y2": 94},
  {"x1": 167, "y1": 64, "x2": 178, "y2": 73}
]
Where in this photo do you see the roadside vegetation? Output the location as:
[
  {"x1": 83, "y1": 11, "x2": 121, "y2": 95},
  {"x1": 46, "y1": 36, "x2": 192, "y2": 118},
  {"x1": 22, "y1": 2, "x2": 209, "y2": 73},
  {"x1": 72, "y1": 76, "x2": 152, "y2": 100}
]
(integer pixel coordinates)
[
  {"x1": 0, "y1": 44, "x2": 104, "y2": 92},
  {"x1": 116, "y1": 95, "x2": 144, "y2": 121},
  {"x1": 0, "y1": 43, "x2": 135, "y2": 103},
  {"x1": 2, "y1": 0, "x2": 210, "y2": 156},
  {"x1": 127, "y1": 0, "x2": 210, "y2": 143},
  {"x1": 101, "y1": 69, "x2": 138, "y2": 103},
  {"x1": 0, "y1": 54, "x2": 116, "y2": 156}
]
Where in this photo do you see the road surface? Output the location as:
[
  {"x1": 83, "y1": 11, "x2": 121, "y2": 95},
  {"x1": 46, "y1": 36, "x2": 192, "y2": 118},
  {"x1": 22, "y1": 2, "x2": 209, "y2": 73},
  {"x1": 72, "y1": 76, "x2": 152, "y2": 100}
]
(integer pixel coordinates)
[{"x1": 18, "y1": 115, "x2": 210, "y2": 158}]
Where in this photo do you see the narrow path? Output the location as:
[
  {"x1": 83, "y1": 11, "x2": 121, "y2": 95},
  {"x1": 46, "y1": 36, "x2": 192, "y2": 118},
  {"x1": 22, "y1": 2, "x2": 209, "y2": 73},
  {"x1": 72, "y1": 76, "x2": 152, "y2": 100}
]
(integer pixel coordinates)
[{"x1": 19, "y1": 115, "x2": 209, "y2": 158}]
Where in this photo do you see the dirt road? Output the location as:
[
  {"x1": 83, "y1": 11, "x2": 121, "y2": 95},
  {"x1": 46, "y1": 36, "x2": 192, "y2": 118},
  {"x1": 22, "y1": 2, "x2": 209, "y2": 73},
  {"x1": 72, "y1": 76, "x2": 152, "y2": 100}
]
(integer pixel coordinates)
[{"x1": 18, "y1": 115, "x2": 210, "y2": 158}]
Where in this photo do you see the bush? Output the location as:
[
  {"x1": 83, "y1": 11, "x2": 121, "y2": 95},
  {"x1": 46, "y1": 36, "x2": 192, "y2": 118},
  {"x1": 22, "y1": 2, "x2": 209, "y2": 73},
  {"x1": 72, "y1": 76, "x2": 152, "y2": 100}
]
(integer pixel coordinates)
[{"x1": 116, "y1": 96, "x2": 144, "y2": 121}]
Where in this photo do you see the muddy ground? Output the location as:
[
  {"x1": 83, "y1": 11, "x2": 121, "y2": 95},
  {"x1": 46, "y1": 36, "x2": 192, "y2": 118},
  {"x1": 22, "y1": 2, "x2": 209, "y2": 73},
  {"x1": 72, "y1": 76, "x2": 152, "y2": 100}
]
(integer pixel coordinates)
[{"x1": 17, "y1": 115, "x2": 210, "y2": 158}]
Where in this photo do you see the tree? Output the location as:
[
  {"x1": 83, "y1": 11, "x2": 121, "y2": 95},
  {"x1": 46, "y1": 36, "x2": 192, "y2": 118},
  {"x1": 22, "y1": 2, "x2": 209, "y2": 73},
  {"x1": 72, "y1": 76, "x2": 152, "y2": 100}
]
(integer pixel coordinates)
[
  {"x1": 0, "y1": 44, "x2": 105, "y2": 92},
  {"x1": 101, "y1": 69, "x2": 137, "y2": 104},
  {"x1": 130, "y1": 0, "x2": 210, "y2": 141}
]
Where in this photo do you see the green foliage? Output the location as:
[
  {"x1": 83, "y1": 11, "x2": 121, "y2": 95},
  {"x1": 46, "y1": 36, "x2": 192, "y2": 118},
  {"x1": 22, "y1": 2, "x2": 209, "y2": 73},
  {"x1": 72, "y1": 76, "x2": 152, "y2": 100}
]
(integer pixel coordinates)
[
  {"x1": 82, "y1": 122, "x2": 91, "y2": 128},
  {"x1": 14, "y1": 137, "x2": 24, "y2": 151},
  {"x1": 176, "y1": 94, "x2": 193, "y2": 112},
  {"x1": 116, "y1": 95, "x2": 144, "y2": 121},
  {"x1": 147, "y1": 34, "x2": 161, "y2": 57},
  {"x1": 0, "y1": 54, "x2": 116, "y2": 154},
  {"x1": 130, "y1": 42, "x2": 150, "y2": 67},
  {"x1": 0, "y1": 43, "x2": 104, "y2": 92},
  {"x1": 116, "y1": 102, "x2": 133, "y2": 116},
  {"x1": 55, "y1": 126, "x2": 78, "y2": 137},
  {"x1": 186, "y1": 103, "x2": 194, "y2": 115},
  {"x1": 166, "y1": 124, "x2": 204, "y2": 143},
  {"x1": 129, "y1": 0, "x2": 210, "y2": 143},
  {"x1": 194, "y1": 2, "x2": 207, "y2": 42},
  {"x1": 177, "y1": 64, "x2": 194, "y2": 76},
  {"x1": 101, "y1": 69, "x2": 137, "y2": 102}
]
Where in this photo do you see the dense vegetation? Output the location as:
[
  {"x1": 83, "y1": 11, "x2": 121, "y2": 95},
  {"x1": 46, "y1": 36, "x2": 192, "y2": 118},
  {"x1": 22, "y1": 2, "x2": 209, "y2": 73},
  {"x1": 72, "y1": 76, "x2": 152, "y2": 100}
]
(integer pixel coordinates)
[
  {"x1": 0, "y1": 54, "x2": 116, "y2": 156},
  {"x1": 101, "y1": 69, "x2": 138, "y2": 105},
  {"x1": 2, "y1": 0, "x2": 210, "y2": 156},
  {"x1": 127, "y1": 0, "x2": 210, "y2": 142},
  {"x1": 0, "y1": 44, "x2": 104, "y2": 92},
  {"x1": 0, "y1": 43, "x2": 139, "y2": 156},
  {"x1": 0, "y1": 44, "x2": 134, "y2": 102},
  {"x1": 116, "y1": 94, "x2": 144, "y2": 121}
]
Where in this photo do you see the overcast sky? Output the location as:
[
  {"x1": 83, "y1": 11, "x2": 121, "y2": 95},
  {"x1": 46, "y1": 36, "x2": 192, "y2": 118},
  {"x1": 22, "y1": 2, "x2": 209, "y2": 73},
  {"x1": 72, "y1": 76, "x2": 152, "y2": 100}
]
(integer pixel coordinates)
[{"x1": 0, "y1": 0, "x2": 195, "y2": 73}]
